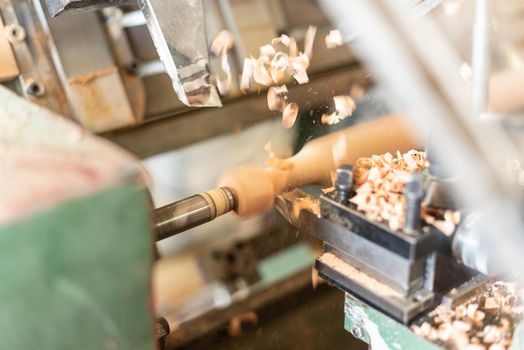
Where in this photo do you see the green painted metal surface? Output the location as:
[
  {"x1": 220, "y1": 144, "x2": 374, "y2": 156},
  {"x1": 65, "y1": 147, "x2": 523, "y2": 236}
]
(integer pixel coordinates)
[
  {"x1": 0, "y1": 185, "x2": 154, "y2": 349},
  {"x1": 256, "y1": 242, "x2": 315, "y2": 288},
  {"x1": 344, "y1": 294, "x2": 441, "y2": 350}
]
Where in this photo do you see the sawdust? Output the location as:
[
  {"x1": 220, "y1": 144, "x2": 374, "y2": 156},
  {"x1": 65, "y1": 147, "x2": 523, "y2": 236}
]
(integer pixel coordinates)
[
  {"x1": 292, "y1": 196, "x2": 321, "y2": 219},
  {"x1": 412, "y1": 281, "x2": 524, "y2": 350},
  {"x1": 318, "y1": 252, "x2": 403, "y2": 299},
  {"x1": 68, "y1": 67, "x2": 117, "y2": 85}
]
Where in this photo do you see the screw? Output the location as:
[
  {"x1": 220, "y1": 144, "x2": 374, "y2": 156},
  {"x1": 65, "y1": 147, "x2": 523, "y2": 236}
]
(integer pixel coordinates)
[
  {"x1": 125, "y1": 60, "x2": 141, "y2": 76},
  {"x1": 335, "y1": 164, "x2": 354, "y2": 203},
  {"x1": 404, "y1": 173, "x2": 424, "y2": 232},
  {"x1": 25, "y1": 79, "x2": 45, "y2": 97},
  {"x1": 5, "y1": 24, "x2": 25, "y2": 43},
  {"x1": 351, "y1": 325, "x2": 363, "y2": 339}
]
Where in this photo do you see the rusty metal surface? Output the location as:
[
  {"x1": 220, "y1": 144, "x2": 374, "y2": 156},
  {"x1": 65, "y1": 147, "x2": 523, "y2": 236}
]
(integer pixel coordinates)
[{"x1": 35, "y1": 0, "x2": 137, "y2": 132}]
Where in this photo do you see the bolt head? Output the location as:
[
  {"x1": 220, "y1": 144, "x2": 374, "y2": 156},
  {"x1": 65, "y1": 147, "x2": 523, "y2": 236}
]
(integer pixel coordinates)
[
  {"x1": 351, "y1": 325, "x2": 363, "y2": 339},
  {"x1": 336, "y1": 164, "x2": 354, "y2": 189}
]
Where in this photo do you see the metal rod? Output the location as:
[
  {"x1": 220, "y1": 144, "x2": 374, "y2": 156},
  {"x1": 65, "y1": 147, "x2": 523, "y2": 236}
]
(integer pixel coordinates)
[
  {"x1": 471, "y1": 0, "x2": 491, "y2": 118},
  {"x1": 151, "y1": 187, "x2": 235, "y2": 241}
]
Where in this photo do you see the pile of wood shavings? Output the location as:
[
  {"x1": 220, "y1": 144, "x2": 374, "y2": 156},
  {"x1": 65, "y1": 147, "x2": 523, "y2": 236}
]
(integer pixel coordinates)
[
  {"x1": 350, "y1": 150, "x2": 428, "y2": 232},
  {"x1": 412, "y1": 281, "x2": 524, "y2": 350}
]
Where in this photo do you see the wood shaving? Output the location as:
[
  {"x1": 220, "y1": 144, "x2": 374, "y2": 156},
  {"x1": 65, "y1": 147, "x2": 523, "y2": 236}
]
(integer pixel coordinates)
[
  {"x1": 210, "y1": 30, "x2": 235, "y2": 95},
  {"x1": 422, "y1": 208, "x2": 461, "y2": 236},
  {"x1": 241, "y1": 32, "x2": 313, "y2": 90},
  {"x1": 412, "y1": 281, "x2": 524, "y2": 350},
  {"x1": 321, "y1": 187, "x2": 335, "y2": 194},
  {"x1": 334, "y1": 95, "x2": 356, "y2": 117},
  {"x1": 240, "y1": 57, "x2": 255, "y2": 91},
  {"x1": 292, "y1": 197, "x2": 321, "y2": 219},
  {"x1": 267, "y1": 85, "x2": 288, "y2": 112},
  {"x1": 321, "y1": 112, "x2": 342, "y2": 125},
  {"x1": 350, "y1": 150, "x2": 428, "y2": 231},
  {"x1": 304, "y1": 25, "x2": 317, "y2": 59},
  {"x1": 321, "y1": 95, "x2": 356, "y2": 125},
  {"x1": 228, "y1": 311, "x2": 258, "y2": 337},
  {"x1": 281, "y1": 102, "x2": 299, "y2": 129},
  {"x1": 210, "y1": 30, "x2": 234, "y2": 56},
  {"x1": 252, "y1": 59, "x2": 273, "y2": 86},
  {"x1": 264, "y1": 142, "x2": 293, "y2": 171},
  {"x1": 325, "y1": 29, "x2": 343, "y2": 49},
  {"x1": 259, "y1": 44, "x2": 276, "y2": 58},
  {"x1": 68, "y1": 67, "x2": 116, "y2": 85},
  {"x1": 293, "y1": 69, "x2": 309, "y2": 85}
]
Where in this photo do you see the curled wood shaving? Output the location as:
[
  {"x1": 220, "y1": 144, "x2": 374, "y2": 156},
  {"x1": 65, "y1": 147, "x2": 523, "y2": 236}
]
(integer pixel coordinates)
[
  {"x1": 304, "y1": 25, "x2": 317, "y2": 59},
  {"x1": 242, "y1": 31, "x2": 313, "y2": 90},
  {"x1": 264, "y1": 142, "x2": 293, "y2": 171},
  {"x1": 292, "y1": 197, "x2": 321, "y2": 219},
  {"x1": 271, "y1": 34, "x2": 298, "y2": 57},
  {"x1": 282, "y1": 102, "x2": 299, "y2": 129},
  {"x1": 259, "y1": 44, "x2": 276, "y2": 58},
  {"x1": 240, "y1": 57, "x2": 255, "y2": 91},
  {"x1": 252, "y1": 59, "x2": 273, "y2": 86},
  {"x1": 211, "y1": 30, "x2": 235, "y2": 95},
  {"x1": 321, "y1": 95, "x2": 356, "y2": 125},
  {"x1": 293, "y1": 69, "x2": 309, "y2": 85},
  {"x1": 210, "y1": 30, "x2": 234, "y2": 56},
  {"x1": 311, "y1": 266, "x2": 324, "y2": 289},
  {"x1": 216, "y1": 74, "x2": 232, "y2": 96},
  {"x1": 325, "y1": 29, "x2": 343, "y2": 49},
  {"x1": 321, "y1": 112, "x2": 342, "y2": 125},
  {"x1": 267, "y1": 85, "x2": 288, "y2": 112},
  {"x1": 334, "y1": 95, "x2": 356, "y2": 118}
]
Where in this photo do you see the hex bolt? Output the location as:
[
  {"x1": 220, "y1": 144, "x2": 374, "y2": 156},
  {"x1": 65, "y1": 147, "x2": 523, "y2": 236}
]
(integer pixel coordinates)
[
  {"x1": 351, "y1": 325, "x2": 363, "y2": 339},
  {"x1": 25, "y1": 79, "x2": 45, "y2": 97},
  {"x1": 125, "y1": 60, "x2": 141, "y2": 76},
  {"x1": 404, "y1": 173, "x2": 424, "y2": 232},
  {"x1": 5, "y1": 24, "x2": 26, "y2": 43},
  {"x1": 335, "y1": 164, "x2": 354, "y2": 203}
]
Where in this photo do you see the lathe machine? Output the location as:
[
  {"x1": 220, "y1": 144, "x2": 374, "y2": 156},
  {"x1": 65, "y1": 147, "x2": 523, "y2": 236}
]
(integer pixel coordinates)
[{"x1": 2, "y1": 0, "x2": 524, "y2": 349}]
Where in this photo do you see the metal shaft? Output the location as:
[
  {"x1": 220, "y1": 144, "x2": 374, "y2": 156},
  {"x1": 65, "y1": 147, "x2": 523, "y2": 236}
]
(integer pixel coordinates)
[{"x1": 152, "y1": 187, "x2": 235, "y2": 241}]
